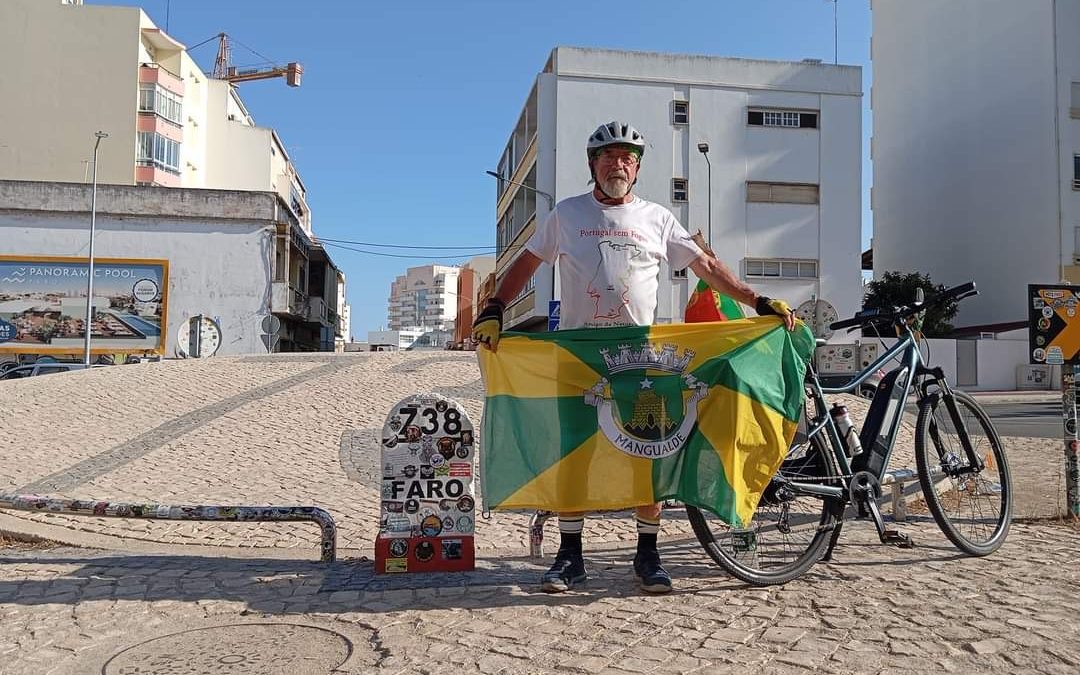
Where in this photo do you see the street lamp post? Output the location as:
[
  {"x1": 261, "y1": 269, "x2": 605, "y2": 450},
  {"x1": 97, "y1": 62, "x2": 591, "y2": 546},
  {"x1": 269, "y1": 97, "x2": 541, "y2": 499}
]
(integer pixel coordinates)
[
  {"x1": 484, "y1": 170, "x2": 554, "y2": 209},
  {"x1": 83, "y1": 131, "x2": 108, "y2": 367},
  {"x1": 697, "y1": 143, "x2": 711, "y2": 248}
]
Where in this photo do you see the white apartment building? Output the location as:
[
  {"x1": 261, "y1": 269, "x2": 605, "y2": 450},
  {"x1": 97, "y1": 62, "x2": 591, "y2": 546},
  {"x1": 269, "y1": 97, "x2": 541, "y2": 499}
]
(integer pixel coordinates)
[
  {"x1": 0, "y1": 0, "x2": 313, "y2": 234},
  {"x1": 871, "y1": 0, "x2": 1080, "y2": 329},
  {"x1": 493, "y1": 46, "x2": 864, "y2": 331},
  {"x1": 387, "y1": 264, "x2": 461, "y2": 332},
  {"x1": 0, "y1": 180, "x2": 336, "y2": 357}
]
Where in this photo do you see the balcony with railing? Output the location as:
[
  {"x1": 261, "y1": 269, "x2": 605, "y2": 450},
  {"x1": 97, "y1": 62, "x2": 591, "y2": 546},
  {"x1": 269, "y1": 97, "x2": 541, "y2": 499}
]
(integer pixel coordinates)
[
  {"x1": 272, "y1": 282, "x2": 307, "y2": 317},
  {"x1": 138, "y1": 62, "x2": 184, "y2": 94}
]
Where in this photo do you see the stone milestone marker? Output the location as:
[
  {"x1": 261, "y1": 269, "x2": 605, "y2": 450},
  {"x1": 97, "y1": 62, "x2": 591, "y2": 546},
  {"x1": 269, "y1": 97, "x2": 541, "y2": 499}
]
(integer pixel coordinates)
[{"x1": 376, "y1": 393, "x2": 476, "y2": 574}]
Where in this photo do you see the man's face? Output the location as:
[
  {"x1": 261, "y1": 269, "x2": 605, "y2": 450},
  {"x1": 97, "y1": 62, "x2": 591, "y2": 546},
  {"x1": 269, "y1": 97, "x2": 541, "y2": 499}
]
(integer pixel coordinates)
[{"x1": 592, "y1": 146, "x2": 640, "y2": 199}]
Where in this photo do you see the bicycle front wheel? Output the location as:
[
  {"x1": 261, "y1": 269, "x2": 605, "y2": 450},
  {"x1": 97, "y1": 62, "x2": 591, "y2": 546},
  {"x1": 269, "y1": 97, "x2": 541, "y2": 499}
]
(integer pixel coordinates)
[
  {"x1": 687, "y1": 433, "x2": 841, "y2": 586},
  {"x1": 914, "y1": 390, "x2": 1012, "y2": 555}
]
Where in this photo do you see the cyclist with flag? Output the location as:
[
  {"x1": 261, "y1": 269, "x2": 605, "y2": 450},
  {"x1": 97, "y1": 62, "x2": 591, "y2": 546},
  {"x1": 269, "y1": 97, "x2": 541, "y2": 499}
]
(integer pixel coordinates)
[{"x1": 473, "y1": 120, "x2": 795, "y2": 594}]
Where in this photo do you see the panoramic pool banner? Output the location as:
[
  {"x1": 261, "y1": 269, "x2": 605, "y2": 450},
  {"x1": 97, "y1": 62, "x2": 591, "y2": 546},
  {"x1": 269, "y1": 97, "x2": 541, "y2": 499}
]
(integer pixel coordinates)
[{"x1": 0, "y1": 256, "x2": 169, "y2": 356}]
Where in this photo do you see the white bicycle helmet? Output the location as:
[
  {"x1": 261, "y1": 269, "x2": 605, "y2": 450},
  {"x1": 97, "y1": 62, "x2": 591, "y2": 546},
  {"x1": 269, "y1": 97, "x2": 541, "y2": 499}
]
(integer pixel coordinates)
[{"x1": 586, "y1": 121, "x2": 646, "y2": 159}]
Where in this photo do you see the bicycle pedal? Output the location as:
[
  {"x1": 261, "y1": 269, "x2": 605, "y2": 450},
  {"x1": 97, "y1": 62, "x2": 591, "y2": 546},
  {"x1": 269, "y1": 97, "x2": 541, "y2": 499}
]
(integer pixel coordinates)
[{"x1": 882, "y1": 529, "x2": 913, "y2": 548}]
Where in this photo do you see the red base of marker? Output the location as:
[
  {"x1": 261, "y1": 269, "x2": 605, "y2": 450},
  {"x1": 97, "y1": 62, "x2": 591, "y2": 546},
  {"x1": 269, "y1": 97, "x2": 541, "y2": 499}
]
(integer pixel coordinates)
[{"x1": 375, "y1": 535, "x2": 475, "y2": 574}]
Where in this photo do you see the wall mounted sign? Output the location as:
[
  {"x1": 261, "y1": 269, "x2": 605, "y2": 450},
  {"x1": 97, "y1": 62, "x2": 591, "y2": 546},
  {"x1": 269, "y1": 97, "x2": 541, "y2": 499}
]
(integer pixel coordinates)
[
  {"x1": 176, "y1": 315, "x2": 222, "y2": 358},
  {"x1": 376, "y1": 393, "x2": 476, "y2": 574},
  {"x1": 1029, "y1": 285, "x2": 1080, "y2": 365},
  {"x1": 0, "y1": 256, "x2": 169, "y2": 355}
]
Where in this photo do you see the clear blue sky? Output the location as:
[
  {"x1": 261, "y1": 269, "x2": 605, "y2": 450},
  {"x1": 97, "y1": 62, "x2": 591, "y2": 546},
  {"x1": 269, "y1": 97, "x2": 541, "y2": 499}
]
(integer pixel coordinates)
[{"x1": 96, "y1": 0, "x2": 872, "y2": 339}]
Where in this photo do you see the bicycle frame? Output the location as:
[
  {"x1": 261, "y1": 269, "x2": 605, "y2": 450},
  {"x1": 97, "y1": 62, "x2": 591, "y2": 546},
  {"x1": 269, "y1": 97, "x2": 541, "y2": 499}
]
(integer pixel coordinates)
[
  {"x1": 792, "y1": 324, "x2": 985, "y2": 502},
  {"x1": 802, "y1": 329, "x2": 920, "y2": 494}
]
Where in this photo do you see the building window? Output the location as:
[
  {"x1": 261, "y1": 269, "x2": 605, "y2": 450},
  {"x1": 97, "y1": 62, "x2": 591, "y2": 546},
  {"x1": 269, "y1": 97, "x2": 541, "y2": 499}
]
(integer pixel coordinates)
[
  {"x1": 290, "y1": 183, "x2": 305, "y2": 217},
  {"x1": 672, "y1": 100, "x2": 689, "y2": 125},
  {"x1": 746, "y1": 181, "x2": 819, "y2": 204},
  {"x1": 745, "y1": 258, "x2": 818, "y2": 279},
  {"x1": 495, "y1": 166, "x2": 537, "y2": 257},
  {"x1": 138, "y1": 84, "x2": 183, "y2": 125},
  {"x1": 672, "y1": 267, "x2": 688, "y2": 279},
  {"x1": 672, "y1": 178, "x2": 688, "y2": 202},
  {"x1": 748, "y1": 108, "x2": 818, "y2": 129},
  {"x1": 1074, "y1": 154, "x2": 1080, "y2": 190},
  {"x1": 136, "y1": 131, "x2": 180, "y2": 173}
]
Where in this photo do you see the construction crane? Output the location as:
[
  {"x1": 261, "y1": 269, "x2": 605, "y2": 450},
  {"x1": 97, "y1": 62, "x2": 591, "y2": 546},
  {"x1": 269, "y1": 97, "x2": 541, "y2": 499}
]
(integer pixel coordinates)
[{"x1": 212, "y1": 33, "x2": 302, "y2": 87}]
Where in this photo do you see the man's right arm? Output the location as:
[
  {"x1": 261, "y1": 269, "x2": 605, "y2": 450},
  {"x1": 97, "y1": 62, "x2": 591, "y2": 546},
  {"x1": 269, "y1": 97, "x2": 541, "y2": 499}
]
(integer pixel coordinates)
[{"x1": 491, "y1": 251, "x2": 544, "y2": 305}]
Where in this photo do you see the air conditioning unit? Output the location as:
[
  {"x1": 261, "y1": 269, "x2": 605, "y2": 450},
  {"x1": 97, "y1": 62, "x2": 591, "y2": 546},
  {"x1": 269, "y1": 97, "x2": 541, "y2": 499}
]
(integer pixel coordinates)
[{"x1": 1017, "y1": 364, "x2": 1052, "y2": 390}]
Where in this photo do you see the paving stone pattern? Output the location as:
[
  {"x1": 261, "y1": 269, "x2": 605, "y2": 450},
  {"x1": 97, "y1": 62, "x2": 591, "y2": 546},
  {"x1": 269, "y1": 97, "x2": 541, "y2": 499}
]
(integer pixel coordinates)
[
  {"x1": 0, "y1": 352, "x2": 1077, "y2": 673},
  {"x1": 1, "y1": 521, "x2": 1078, "y2": 674}
]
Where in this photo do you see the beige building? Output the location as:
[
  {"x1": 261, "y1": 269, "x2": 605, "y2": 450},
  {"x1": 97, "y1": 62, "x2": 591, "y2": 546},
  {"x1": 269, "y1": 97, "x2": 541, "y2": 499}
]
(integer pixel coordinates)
[
  {"x1": 453, "y1": 256, "x2": 495, "y2": 347},
  {"x1": 387, "y1": 265, "x2": 461, "y2": 332},
  {"x1": 0, "y1": 0, "x2": 313, "y2": 233},
  {"x1": 0, "y1": 0, "x2": 347, "y2": 352}
]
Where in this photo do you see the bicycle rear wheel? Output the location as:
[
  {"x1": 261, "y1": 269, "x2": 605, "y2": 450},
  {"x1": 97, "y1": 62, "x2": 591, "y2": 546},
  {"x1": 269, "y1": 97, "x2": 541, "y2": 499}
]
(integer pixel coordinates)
[
  {"x1": 914, "y1": 390, "x2": 1012, "y2": 555},
  {"x1": 687, "y1": 433, "x2": 841, "y2": 586}
]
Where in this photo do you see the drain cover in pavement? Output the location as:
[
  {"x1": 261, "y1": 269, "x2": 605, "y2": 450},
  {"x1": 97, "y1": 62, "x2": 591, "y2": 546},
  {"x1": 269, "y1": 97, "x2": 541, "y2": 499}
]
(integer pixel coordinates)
[{"x1": 102, "y1": 622, "x2": 352, "y2": 674}]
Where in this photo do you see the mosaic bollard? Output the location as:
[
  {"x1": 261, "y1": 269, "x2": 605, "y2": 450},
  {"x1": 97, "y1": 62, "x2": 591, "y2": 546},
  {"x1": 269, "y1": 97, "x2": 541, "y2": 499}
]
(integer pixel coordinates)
[
  {"x1": 1029, "y1": 284, "x2": 1080, "y2": 517},
  {"x1": 376, "y1": 393, "x2": 476, "y2": 573}
]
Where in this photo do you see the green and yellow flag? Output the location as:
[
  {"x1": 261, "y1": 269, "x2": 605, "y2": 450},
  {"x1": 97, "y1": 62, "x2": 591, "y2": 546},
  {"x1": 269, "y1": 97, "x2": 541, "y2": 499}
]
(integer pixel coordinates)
[{"x1": 478, "y1": 318, "x2": 813, "y2": 527}]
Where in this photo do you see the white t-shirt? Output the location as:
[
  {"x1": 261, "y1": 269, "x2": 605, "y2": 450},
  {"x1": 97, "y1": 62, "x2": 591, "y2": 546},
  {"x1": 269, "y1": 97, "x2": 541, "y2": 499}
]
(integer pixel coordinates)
[{"x1": 525, "y1": 193, "x2": 703, "y2": 329}]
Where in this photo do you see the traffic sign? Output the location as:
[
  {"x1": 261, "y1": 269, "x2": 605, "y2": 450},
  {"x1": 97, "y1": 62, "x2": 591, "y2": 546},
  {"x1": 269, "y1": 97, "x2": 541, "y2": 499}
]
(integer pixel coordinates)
[
  {"x1": 1029, "y1": 285, "x2": 1080, "y2": 365},
  {"x1": 548, "y1": 300, "x2": 560, "y2": 332}
]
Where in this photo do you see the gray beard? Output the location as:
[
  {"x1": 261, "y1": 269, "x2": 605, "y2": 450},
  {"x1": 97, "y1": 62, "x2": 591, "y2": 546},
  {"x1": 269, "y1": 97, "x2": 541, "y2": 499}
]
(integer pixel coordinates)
[{"x1": 599, "y1": 176, "x2": 631, "y2": 199}]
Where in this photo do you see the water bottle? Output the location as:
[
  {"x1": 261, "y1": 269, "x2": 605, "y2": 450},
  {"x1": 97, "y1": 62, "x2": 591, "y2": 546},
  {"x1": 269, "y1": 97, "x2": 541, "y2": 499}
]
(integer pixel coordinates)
[{"x1": 830, "y1": 403, "x2": 864, "y2": 456}]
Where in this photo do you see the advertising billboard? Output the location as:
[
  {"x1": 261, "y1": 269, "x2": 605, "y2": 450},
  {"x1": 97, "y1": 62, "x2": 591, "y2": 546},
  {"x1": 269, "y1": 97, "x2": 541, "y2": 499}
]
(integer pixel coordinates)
[{"x1": 0, "y1": 256, "x2": 169, "y2": 355}]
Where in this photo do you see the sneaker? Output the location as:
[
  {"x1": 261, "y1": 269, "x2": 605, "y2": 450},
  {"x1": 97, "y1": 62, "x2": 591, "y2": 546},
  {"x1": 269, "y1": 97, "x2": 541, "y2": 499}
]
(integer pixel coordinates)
[
  {"x1": 633, "y1": 549, "x2": 673, "y2": 594},
  {"x1": 541, "y1": 548, "x2": 587, "y2": 593}
]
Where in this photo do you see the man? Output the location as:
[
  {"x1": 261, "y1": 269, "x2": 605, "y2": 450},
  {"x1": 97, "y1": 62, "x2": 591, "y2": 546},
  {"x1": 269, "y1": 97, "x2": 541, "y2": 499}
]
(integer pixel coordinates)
[{"x1": 473, "y1": 121, "x2": 795, "y2": 594}]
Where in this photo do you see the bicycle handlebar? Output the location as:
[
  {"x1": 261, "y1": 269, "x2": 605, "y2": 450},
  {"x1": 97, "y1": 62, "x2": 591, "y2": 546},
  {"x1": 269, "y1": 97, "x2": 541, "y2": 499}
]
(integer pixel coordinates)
[{"x1": 829, "y1": 281, "x2": 978, "y2": 332}]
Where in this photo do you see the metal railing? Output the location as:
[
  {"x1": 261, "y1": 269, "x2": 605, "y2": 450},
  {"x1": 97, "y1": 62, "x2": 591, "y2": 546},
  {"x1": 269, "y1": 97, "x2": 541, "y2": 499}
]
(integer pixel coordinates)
[{"x1": 0, "y1": 494, "x2": 337, "y2": 562}]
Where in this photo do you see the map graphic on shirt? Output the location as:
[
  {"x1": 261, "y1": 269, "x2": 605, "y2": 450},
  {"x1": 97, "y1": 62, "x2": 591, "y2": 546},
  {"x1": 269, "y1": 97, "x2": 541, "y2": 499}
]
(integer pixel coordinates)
[
  {"x1": 525, "y1": 194, "x2": 703, "y2": 329},
  {"x1": 587, "y1": 241, "x2": 643, "y2": 320}
]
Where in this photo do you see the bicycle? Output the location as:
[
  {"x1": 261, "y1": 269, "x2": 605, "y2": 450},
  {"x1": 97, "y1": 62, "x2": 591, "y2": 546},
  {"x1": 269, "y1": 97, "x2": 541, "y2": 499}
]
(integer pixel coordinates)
[{"x1": 686, "y1": 281, "x2": 1013, "y2": 585}]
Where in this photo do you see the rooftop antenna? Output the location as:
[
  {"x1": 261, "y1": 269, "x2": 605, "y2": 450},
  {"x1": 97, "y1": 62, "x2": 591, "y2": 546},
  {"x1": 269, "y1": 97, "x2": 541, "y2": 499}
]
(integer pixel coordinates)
[{"x1": 832, "y1": 0, "x2": 838, "y2": 64}]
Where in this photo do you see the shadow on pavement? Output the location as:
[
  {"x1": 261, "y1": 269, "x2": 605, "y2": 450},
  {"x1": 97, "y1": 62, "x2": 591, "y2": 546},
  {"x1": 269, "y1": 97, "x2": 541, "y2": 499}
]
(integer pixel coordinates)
[{"x1": 0, "y1": 540, "x2": 767, "y2": 614}]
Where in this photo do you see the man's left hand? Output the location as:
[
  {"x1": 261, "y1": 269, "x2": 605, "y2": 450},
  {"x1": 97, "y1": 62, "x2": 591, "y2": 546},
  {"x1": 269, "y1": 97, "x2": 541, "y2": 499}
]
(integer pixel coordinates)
[{"x1": 754, "y1": 296, "x2": 796, "y2": 331}]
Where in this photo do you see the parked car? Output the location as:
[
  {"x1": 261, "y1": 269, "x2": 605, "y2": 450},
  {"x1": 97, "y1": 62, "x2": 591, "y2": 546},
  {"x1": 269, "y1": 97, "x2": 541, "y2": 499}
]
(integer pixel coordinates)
[{"x1": 0, "y1": 363, "x2": 95, "y2": 380}]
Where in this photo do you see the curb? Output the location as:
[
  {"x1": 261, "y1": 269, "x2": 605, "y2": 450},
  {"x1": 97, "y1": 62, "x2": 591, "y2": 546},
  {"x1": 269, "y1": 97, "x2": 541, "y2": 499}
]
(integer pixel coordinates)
[
  {"x1": 0, "y1": 511, "x2": 363, "y2": 562},
  {"x1": 0, "y1": 511, "x2": 696, "y2": 562}
]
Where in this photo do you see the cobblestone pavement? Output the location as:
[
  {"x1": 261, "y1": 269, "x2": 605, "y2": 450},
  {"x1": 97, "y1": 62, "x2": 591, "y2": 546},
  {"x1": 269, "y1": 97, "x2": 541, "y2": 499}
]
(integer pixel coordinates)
[
  {"x1": 1, "y1": 352, "x2": 1077, "y2": 673},
  {"x1": 2, "y1": 521, "x2": 1078, "y2": 674}
]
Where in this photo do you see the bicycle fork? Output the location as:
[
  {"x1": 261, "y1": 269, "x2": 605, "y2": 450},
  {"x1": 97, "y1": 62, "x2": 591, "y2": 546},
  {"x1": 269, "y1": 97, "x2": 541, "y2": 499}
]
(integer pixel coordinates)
[{"x1": 922, "y1": 367, "x2": 986, "y2": 477}]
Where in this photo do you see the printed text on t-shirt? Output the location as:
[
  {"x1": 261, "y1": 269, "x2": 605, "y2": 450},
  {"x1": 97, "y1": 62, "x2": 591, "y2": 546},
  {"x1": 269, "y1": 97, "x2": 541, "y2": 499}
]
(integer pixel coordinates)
[{"x1": 579, "y1": 229, "x2": 646, "y2": 242}]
